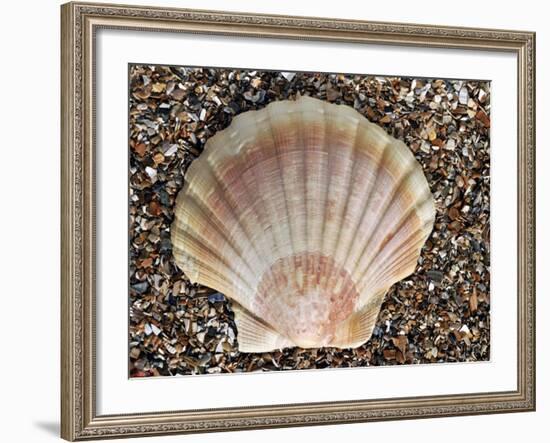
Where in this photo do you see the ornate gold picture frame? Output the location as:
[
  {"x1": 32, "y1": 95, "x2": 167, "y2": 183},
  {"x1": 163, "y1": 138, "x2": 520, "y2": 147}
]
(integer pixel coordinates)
[{"x1": 61, "y1": 1, "x2": 535, "y2": 440}]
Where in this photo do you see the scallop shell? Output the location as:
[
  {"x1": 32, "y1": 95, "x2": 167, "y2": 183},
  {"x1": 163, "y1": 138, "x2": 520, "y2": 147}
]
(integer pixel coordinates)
[{"x1": 171, "y1": 96, "x2": 435, "y2": 352}]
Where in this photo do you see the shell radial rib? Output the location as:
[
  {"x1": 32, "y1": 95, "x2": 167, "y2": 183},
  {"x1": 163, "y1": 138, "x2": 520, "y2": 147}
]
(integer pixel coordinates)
[{"x1": 171, "y1": 96, "x2": 435, "y2": 352}]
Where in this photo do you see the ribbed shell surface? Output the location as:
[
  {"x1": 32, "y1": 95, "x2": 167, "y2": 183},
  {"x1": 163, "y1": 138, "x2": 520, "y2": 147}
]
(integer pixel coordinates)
[{"x1": 171, "y1": 96, "x2": 435, "y2": 352}]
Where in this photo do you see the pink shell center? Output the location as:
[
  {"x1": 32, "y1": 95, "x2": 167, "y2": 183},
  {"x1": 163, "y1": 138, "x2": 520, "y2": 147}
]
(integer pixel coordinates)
[{"x1": 254, "y1": 252, "x2": 359, "y2": 347}]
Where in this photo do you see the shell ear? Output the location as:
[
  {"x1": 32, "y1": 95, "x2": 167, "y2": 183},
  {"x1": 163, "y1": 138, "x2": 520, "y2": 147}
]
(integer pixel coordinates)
[
  {"x1": 232, "y1": 302, "x2": 293, "y2": 352},
  {"x1": 330, "y1": 291, "x2": 386, "y2": 349}
]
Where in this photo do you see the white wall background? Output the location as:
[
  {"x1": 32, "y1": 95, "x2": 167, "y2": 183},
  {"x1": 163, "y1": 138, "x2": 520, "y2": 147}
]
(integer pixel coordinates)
[{"x1": 0, "y1": 0, "x2": 546, "y2": 441}]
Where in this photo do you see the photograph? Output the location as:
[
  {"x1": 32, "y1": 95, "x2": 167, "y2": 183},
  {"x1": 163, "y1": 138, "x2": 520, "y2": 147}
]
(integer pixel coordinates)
[
  {"x1": 128, "y1": 65, "x2": 491, "y2": 377},
  {"x1": 56, "y1": 2, "x2": 536, "y2": 439}
]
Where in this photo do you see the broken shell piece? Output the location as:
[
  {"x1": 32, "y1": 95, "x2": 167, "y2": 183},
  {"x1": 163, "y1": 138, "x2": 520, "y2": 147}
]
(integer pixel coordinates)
[{"x1": 171, "y1": 96, "x2": 435, "y2": 352}]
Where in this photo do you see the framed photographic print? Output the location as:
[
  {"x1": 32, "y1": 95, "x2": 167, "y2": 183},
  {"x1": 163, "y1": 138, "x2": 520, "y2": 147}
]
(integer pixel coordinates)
[{"x1": 60, "y1": 1, "x2": 536, "y2": 440}]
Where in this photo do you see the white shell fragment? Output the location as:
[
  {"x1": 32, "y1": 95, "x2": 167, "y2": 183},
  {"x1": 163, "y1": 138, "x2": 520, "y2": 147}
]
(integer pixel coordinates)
[{"x1": 171, "y1": 96, "x2": 435, "y2": 352}]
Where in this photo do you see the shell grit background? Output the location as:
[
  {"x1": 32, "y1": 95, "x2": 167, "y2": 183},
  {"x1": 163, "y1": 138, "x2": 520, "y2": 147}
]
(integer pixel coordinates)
[{"x1": 128, "y1": 65, "x2": 490, "y2": 377}]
